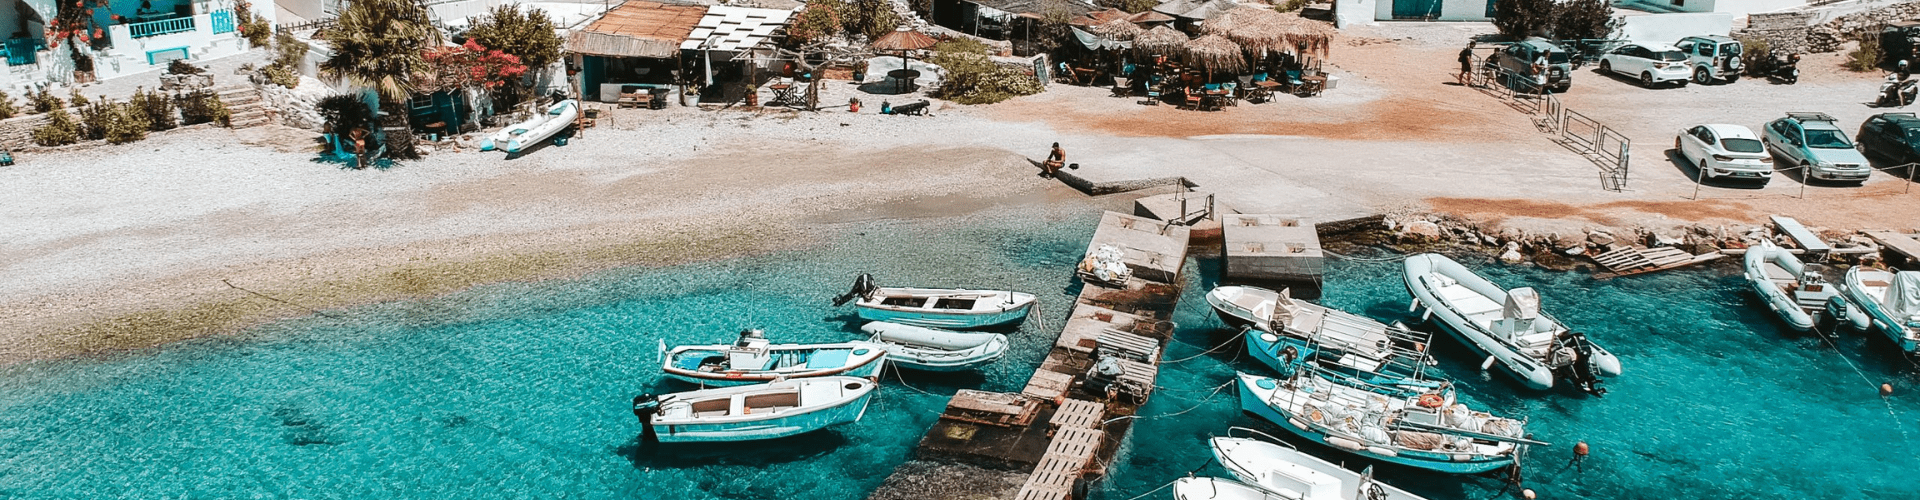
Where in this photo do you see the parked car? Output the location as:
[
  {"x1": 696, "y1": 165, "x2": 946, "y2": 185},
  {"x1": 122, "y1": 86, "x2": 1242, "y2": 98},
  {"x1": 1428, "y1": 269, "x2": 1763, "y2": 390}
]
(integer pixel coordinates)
[
  {"x1": 1761, "y1": 112, "x2": 1872, "y2": 183},
  {"x1": 1675, "y1": 35, "x2": 1744, "y2": 84},
  {"x1": 1856, "y1": 112, "x2": 1920, "y2": 165},
  {"x1": 1676, "y1": 124, "x2": 1773, "y2": 183},
  {"x1": 1485, "y1": 37, "x2": 1573, "y2": 92},
  {"x1": 1598, "y1": 42, "x2": 1692, "y2": 87}
]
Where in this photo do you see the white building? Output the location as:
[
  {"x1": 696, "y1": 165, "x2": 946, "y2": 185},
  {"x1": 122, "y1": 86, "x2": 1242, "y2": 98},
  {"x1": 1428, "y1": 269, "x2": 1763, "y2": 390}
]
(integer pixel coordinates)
[{"x1": 0, "y1": 0, "x2": 273, "y2": 91}]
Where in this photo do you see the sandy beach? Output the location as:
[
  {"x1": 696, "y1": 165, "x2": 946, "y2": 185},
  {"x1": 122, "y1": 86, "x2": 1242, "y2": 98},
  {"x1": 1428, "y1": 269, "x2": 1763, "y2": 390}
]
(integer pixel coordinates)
[{"x1": 8, "y1": 22, "x2": 1920, "y2": 366}]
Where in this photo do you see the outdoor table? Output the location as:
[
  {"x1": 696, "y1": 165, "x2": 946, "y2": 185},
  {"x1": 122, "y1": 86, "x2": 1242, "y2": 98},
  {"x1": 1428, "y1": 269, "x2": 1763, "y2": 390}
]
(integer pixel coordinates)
[
  {"x1": 1298, "y1": 75, "x2": 1327, "y2": 97},
  {"x1": 888, "y1": 69, "x2": 921, "y2": 93},
  {"x1": 768, "y1": 83, "x2": 797, "y2": 105},
  {"x1": 1073, "y1": 67, "x2": 1098, "y2": 85}
]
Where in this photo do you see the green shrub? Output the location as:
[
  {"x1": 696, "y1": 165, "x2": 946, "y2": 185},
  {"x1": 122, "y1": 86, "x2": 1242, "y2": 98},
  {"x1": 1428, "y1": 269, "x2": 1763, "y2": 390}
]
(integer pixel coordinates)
[
  {"x1": 262, "y1": 31, "x2": 309, "y2": 88},
  {"x1": 67, "y1": 89, "x2": 88, "y2": 109},
  {"x1": 928, "y1": 39, "x2": 1044, "y2": 105},
  {"x1": 29, "y1": 88, "x2": 61, "y2": 113},
  {"x1": 1739, "y1": 37, "x2": 1771, "y2": 77},
  {"x1": 841, "y1": 0, "x2": 901, "y2": 41},
  {"x1": 76, "y1": 97, "x2": 106, "y2": 140},
  {"x1": 31, "y1": 107, "x2": 81, "y2": 146},
  {"x1": 1272, "y1": 0, "x2": 1307, "y2": 12},
  {"x1": 177, "y1": 91, "x2": 231, "y2": 126},
  {"x1": 103, "y1": 103, "x2": 149, "y2": 144},
  {"x1": 0, "y1": 91, "x2": 15, "y2": 120},
  {"x1": 130, "y1": 88, "x2": 177, "y2": 131},
  {"x1": 168, "y1": 59, "x2": 204, "y2": 75},
  {"x1": 236, "y1": 0, "x2": 274, "y2": 48},
  {"x1": 1850, "y1": 32, "x2": 1881, "y2": 72},
  {"x1": 317, "y1": 93, "x2": 373, "y2": 134}
]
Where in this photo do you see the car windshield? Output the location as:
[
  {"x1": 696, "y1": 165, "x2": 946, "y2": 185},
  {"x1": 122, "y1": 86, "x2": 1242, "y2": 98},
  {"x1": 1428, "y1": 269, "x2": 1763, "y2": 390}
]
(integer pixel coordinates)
[
  {"x1": 1656, "y1": 50, "x2": 1687, "y2": 61},
  {"x1": 1803, "y1": 129, "x2": 1853, "y2": 148},
  {"x1": 1720, "y1": 138, "x2": 1764, "y2": 153},
  {"x1": 1906, "y1": 128, "x2": 1920, "y2": 146}
]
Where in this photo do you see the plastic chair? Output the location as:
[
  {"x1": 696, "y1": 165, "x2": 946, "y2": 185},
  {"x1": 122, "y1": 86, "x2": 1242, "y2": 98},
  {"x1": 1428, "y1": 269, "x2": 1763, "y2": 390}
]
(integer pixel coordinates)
[{"x1": 1284, "y1": 70, "x2": 1305, "y2": 92}]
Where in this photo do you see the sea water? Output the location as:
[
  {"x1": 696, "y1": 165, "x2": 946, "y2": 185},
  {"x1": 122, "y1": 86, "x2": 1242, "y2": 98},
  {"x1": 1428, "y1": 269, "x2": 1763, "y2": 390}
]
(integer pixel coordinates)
[{"x1": 1, "y1": 205, "x2": 1915, "y2": 500}]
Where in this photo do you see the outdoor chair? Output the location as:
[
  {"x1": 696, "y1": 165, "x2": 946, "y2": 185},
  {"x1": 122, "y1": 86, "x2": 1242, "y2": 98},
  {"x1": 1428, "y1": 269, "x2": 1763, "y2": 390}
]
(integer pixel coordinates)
[
  {"x1": 1111, "y1": 77, "x2": 1132, "y2": 97},
  {"x1": 1282, "y1": 70, "x2": 1305, "y2": 95},
  {"x1": 1183, "y1": 89, "x2": 1203, "y2": 110}
]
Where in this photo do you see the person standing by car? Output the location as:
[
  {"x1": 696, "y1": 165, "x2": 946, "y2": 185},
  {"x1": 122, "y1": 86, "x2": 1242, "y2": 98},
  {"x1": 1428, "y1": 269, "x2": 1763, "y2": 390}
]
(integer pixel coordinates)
[
  {"x1": 1458, "y1": 42, "x2": 1476, "y2": 85},
  {"x1": 1532, "y1": 54, "x2": 1549, "y2": 88}
]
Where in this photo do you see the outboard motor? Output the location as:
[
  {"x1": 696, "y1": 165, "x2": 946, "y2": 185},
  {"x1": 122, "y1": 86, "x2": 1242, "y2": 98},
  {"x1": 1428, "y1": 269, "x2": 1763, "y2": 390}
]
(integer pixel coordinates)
[
  {"x1": 1567, "y1": 333, "x2": 1606, "y2": 397},
  {"x1": 632, "y1": 394, "x2": 660, "y2": 441},
  {"x1": 832, "y1": 273, "x2": 878, "y2": 307}
]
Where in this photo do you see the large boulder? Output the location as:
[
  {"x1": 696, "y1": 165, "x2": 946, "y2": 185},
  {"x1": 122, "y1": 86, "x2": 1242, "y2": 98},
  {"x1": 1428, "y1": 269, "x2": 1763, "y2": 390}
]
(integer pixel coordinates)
[{"x1": 1400, "y1": 220, "x2": 1443, "y2": 241}]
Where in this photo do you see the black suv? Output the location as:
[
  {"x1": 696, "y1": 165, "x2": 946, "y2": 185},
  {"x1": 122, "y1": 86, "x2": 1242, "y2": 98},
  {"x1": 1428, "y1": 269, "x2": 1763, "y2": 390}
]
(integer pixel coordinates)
[
  {"x1": 1484, "y1": 37, "x2": 1573, "y2": 92},
  {"x1": 1857, "y1": 112, "x2": 1920, "y2": 166}
]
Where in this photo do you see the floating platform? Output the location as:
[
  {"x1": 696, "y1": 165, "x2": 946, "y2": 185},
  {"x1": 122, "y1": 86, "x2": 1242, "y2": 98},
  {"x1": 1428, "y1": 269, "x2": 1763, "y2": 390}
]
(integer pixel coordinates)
[
  {"x1": 1056, "y1": 305, "x2": 1172, "y2": 355},
  {"x1": 1864, "y1": 230, "x2": 1920, "y2": 269},
  {"x1": 1221, "y1": 214, "x2": 1325, "y2": 299},
  {"x1": 1592, "y1": 246, "x2": 1720, "y2": 278},
  {"x1": 1770, "y1": 215, "x2": 1831, "y2": 256},
  {"x1": 1086, "y1": 211, "x2": 1191, "y2": 285}
]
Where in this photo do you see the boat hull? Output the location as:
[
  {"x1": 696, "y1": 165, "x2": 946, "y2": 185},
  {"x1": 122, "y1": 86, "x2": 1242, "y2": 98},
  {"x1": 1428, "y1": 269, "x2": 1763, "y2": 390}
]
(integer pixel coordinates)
[
  {"x1": 651, "y1": 378, "x2": 875, "y2": 443},
  {"x1": 864, "y1": 321, "x2": 1009, "y2": 371},
  {"x1": 857, "y1": 301, "x2": 1034, "y2": 329},
  {"x1": 662, "y1": 342, "x2": 887, "y2": 387},
  {"x1": 1210, "y1": 436, "x2": 1429, "y2": 500},
  {"x1": 1743, "y1": 242, "x2": 1816, "y2": 332},
  {"x1": 1234, "y1": 374, "x2": 1514, "y2": 474},
  {"x1": 1173, "y1": 477, "x2": 1278, "y2": 500},
  {"x1": 1842, "y1": 268, "x2": 1920, "y2": 353}
]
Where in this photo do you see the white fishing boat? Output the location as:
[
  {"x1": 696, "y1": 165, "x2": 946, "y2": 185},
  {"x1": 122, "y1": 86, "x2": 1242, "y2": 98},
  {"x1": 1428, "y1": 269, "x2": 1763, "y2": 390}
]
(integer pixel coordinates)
[
  {"x1": 1172, "y1": 477, "x2": 1286, "y2": 500},
  {"x1": 1206, "y1": 285, "x2": 1436, "y2": 385},
  {"x1": 1235, "y1": 370, "x2": 1541, "y2": 475},
  {"x1": 860, "y1": 321, "x2": 1009, "y2": 371},
  {"x1": 1403, "y1": 253, "x2": 1621, "y2": 396},
  {"x1": 661, "y1": 329, "x2": 887, "y2": 386},
  {"x1": 1742, "y1": 240, "x2": 1835, "y2": 332},
  {"x1": 630, "y1": 376, "x2": 875, "y2": 443},
  {"x1": 1209, "y1": 428, "x2": 1429, "y2": 500},
  {"x1": 1078, "y1": 244, "x2": 1132, "y2": 287},
  {"x1": 832, "y1": 273, "x2": 1036, "y2": 329},
  {"x1": 481, "y1": 99, "x2": 577, "y2": 153},
  {"x1": 1836, "y1": 267, "x2": 1920, "y2": 353}
]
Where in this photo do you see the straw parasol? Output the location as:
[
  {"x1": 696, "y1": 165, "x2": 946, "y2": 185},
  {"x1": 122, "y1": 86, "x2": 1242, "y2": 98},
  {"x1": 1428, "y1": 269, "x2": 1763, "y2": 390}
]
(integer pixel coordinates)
[
  {"x1": 1203, "y1": 6, "x2": 1334, "y2": 64},
  {"x1": 1133, "y1": 24, "x2": 1189, "y2": 58},
  {"x1": 1127, "y1": 10, "x2": 1175, "y2": 25},
  {"x1": 1183, "y1": 34, "x2": 1246, "y2": 75},
  {"x1": 1093, "y1": 18, "x2": 1143, "y2": 41},
  {"x1": 871, "y1": 28, "x2": 940, "y2": 81}
]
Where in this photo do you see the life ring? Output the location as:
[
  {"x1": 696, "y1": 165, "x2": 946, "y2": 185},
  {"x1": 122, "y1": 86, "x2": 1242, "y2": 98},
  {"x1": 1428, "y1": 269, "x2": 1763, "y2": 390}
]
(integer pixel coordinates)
[{"x1": 1417, "y1": 394, "x2": 1444, "y2": 408}]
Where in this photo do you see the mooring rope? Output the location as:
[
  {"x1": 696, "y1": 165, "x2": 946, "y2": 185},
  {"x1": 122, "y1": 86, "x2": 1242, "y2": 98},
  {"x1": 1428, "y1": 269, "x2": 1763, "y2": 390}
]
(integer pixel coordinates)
[
  {"x1": 1162, "y1": 328, "x2": 1245, "y2": 364},
  {"x1": 1321, "y1": 249, "x2": 1404, "y2": 262},
  {"x1": 1808, "y1": 320, "x2": 1911, "y2": 441}
]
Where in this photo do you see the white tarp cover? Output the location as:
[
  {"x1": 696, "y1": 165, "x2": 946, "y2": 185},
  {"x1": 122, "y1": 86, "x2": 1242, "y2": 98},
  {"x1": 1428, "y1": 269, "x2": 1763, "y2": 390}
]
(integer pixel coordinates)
[
  {"x1": 1888, "y1": 272, "x2": 1920, "y2": 322},
  {"x1": 1503, "y1": 288, "x2": 1541, "y2": 320},
  {"x1": 680, "y1": 5, "x2": 794, "y2": 52}
]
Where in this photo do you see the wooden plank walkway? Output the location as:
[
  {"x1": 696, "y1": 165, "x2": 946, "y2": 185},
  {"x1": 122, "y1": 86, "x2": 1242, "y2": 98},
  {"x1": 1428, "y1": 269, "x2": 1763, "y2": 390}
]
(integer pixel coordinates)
[
  {"x1": 1014, "y1": 427, "x2": 1103, "y2": 500},
  {"x1": 1049, "y1": 399, "x2": 1105, "y2": 432},
  {"x1": 1593, "y1": 246, "x2": 1718, "y2": 278},
  {"x1": 1022, "y1": 370, "x2": 1075, "y2": 404},
  {"x1": 1770, "y1": 216, "x2": 1832, "y2": 253},
  {"x1": 942, "y1": 390, "x2": 1039, "y2": 428},
  {"x1": 1865, "y1": 230, "x2": 1920, "y2": 264},
  {"x1": 1095, "y1": 328, "x2": 1160, "y2": 363}
]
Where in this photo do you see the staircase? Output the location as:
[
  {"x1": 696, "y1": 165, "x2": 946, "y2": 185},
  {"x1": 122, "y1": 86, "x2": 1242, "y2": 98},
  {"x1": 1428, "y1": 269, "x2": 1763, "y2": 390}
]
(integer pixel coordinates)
[{"x1": 216, "y1": 85, "x2": 271, "y2": 128}]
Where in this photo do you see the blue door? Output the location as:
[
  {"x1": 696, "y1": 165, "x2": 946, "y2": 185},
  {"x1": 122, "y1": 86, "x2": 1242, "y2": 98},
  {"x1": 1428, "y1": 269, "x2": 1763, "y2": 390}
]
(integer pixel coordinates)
[{"x1": 1392, "y1": 0, "x2": 1444, "y2": 19}]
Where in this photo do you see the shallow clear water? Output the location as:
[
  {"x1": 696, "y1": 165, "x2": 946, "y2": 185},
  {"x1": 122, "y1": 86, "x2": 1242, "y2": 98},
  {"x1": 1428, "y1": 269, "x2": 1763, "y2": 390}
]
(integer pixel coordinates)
[{"x1": 2, "y1": 206, "x2": 1916, "y2": 500}]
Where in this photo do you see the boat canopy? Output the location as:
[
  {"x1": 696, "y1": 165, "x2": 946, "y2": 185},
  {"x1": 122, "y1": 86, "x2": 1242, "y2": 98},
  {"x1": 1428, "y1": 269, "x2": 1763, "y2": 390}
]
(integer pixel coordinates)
[
  {"x1": 1503, "y1": 288, "x2": 1541, "y2": 320},
  {"x1": 1889, "y1": 272, "x2": 1920, "y2": 322}
]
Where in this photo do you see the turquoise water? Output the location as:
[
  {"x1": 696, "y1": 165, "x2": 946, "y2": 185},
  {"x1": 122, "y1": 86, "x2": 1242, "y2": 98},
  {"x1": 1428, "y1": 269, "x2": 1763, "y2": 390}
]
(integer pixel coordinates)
[{"x1": 2, "y1": 205, "x2": 1916, "y2": 500}]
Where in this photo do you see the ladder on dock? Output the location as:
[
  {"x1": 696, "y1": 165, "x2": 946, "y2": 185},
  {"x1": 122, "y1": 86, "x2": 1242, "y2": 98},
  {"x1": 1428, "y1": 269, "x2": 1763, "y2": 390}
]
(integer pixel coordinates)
[{"x1": 1592, "y1": 246, "x2": 1716, "y2": 277}]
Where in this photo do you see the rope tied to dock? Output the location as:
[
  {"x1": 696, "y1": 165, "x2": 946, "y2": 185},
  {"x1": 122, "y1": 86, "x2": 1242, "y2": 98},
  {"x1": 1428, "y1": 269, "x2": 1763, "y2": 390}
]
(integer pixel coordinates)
[
  {"x1": 1161, "y1": 328, "x2": 1246, "y2": 364},
  {"x1": 1807, "y1": 320, "x2": 1910, "y2": 442},
  {"x1": 1320, "y1": 249, "x2": 1405, "y2": 262}
]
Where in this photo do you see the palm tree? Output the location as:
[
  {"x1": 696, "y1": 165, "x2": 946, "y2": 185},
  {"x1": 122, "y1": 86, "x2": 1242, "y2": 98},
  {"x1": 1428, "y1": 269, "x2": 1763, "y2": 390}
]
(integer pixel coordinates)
[{"x1": 319, "y1": 0, "x2": 443, "y2": 160}]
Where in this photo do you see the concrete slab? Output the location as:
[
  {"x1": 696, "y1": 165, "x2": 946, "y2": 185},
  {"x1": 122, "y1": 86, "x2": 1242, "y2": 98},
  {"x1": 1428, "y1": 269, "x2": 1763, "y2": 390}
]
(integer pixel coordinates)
[
  {"x1": 1134, "y1": 191, "x2": 1225, "y2": 225},
  {"x1": 1222, "y1": 215, "x2": 1326, "y2": 298},
  {"x1": 1087, "y1": 211, "x2": 1191, "y2": 284}
]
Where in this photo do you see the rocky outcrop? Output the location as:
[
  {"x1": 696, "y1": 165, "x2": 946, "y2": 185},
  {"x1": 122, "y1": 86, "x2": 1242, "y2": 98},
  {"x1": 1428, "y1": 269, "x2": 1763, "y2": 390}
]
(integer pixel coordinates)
[
  {"x1": 1360, "y1": 213, "x2": 1886, "y2": 271},
  {"x1": 1735, "y1": 11, "x2": 1814, "y2": 55},
  {"x1": 252, "y1": 75, "x2": 333, "y2": 130}
]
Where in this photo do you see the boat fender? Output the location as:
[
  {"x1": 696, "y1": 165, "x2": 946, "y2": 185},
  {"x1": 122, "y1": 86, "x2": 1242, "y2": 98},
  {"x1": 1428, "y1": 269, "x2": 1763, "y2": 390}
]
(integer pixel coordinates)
[
  {"x1": 1288, "y1": 418, "x2": 1309, "y2": 430},
  {"x1": 1408, "y1": 298, "x2": 1422, "y2": 313},
  {"x1": 1452, "y1": 454, "x2": 1473, "y2": 462},
  {"x1": 1328, "y1": 436, "x2": 1365, "y2": 451},
  {"x1": 1365, "y1": 446, "x2": 1397, "y2": 457},
  {"x1": 1480, "y1": 355, "x2": 1499, "y2": 371}
]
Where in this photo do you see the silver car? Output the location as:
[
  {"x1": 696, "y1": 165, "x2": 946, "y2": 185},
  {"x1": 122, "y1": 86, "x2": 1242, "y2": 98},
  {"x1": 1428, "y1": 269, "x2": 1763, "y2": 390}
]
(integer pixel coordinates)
[
  {"x1": 1761, "y1": 112, "x2": 1873, "y2": 183},
  {"x1": 1675, "y1": 124, "x2": 1773, "y2": 183},
  {"x1": 1599, "y1": 42, "x2": 1691, "y2": 88}
]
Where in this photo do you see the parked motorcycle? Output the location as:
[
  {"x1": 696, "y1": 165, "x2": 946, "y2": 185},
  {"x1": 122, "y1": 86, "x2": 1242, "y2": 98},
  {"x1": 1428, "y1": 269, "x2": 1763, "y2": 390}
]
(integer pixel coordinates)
[
  {"x1": 1752, "y1": 51, "x2": 1800, "y2": 84},
  {"x1": 1879, "y1": 72, "x2": 1919, "y2": 107}
]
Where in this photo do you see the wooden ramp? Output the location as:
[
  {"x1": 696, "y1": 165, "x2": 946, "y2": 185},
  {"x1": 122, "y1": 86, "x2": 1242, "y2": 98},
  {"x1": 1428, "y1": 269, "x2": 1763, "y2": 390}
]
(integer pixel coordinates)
[
  {"x1": 1770, "y1": 216, "x2": 1831, "y2": 254},
  {"x1": 1014, "y1": 427, "x2": 1103, "y2": 500},
  {"x1": 1592, "y1": 246, "x2": 1720, "y2": 278},
  {"x1": 1865, "y1": 230, "x2": 1920, "y2": 267}
]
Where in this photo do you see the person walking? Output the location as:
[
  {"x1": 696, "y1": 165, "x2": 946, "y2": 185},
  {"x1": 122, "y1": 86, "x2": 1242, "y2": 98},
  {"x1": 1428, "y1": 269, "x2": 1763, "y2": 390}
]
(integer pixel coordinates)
[
  {"x1": 1458, "y1": 42, "x2": 1476, "y2": 85},
  {"x1": 1042, "y1": 142, "x2": 1066, "y2": 178}
]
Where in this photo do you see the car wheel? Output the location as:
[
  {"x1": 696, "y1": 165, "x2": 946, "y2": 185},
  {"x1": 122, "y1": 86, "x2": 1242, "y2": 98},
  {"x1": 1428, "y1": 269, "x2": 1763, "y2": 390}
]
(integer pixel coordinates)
[
  {"x1": 1599, "y1": 60, "x2": 1612, "y2": 74},
  {"x1": 1641, "y1": 72, "x2": 1655, "y2": 87},
  {"x1": 1694, "y1": 67, "x2": 1711, "y2": 84}
]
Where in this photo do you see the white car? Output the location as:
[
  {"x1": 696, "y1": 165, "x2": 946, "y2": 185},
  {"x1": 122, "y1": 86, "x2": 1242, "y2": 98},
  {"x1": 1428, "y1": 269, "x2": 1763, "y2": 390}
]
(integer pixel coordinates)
[
  {"x1": 1598, "y1": 42, "x2": 1692, "y2": 88},
  {"x1": 1676, "y1": 124, "x2": 1774, "y2": 183}
]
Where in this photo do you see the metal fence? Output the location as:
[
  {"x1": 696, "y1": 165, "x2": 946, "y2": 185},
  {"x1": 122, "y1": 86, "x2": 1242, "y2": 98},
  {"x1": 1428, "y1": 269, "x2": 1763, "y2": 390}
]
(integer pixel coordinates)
[{"x1": 1467, "y1": 55, "x2": 1632, "y2": 192}]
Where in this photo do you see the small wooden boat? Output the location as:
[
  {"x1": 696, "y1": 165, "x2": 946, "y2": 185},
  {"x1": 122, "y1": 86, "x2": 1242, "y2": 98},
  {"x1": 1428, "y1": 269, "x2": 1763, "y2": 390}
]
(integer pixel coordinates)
[
  {"x1": 631, "y1": 376, "x2": 876, "y2": 443},
  {"x1": 481, "y1": 99, "x2": 577, "y2": 153},
  {"x1": 1209, "y1": 428, "x2": 1429, "y2": 500},
  {"x1": 1403, "y1": 253, "x2": 1620, "y2": 396},
  {"x1": 661, "y1": 329, "x2": 887, "y2": 386},
  {"x1": 860, "y1": 321, "x2": 1009, "y2": 371},
  {"x1": 1172, "y1": 477, "x2": 1287, "y2": 500},
  {"x1": 1077, "y1": 244, "x2": 1132, "y2": 287},
  {"x1": 1742, "y1": 240, "x2": 1835, "y2": 332},
  {"x1": 1206, "y1": 285, "x2": 1438, "y2": 389},
  {"x1": 1235, "y1": 370, "x2": 1543, "y2": 475},
  {"x1": 832, "y1": 273, "x2": 1036, "y2": 329},
  {"x1": 1836, "y1": 267, "x2": 1920, "y2": 353}
]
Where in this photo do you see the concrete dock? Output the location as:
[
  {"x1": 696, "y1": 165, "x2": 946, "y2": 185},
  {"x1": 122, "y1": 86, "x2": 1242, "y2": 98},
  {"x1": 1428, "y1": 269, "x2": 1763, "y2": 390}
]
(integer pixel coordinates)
[
  {"x1": 1221, "y1": 214, "x2": 1326, "y2": 299},
  {"x1": 869, "y1": 209, "x2": 1193, "y2": 500}
]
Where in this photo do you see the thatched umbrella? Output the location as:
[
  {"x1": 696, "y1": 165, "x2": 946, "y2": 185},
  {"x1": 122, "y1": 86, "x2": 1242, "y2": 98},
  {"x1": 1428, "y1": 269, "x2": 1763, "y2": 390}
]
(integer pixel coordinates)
[
  {"x1": 1183, "y1": 34, "x2": 1246, "y2": 75},
  {"x1": 1093, "y1": 18, "x2": 1143, "y2": 41},
  {"x1": 1134, "y1": 25, "x2": 1188, "y2": 59},
  {"x1": 1128, "y1": 11, "x2": 1175, "y2": 25},
  {"x1": 1271, "y1": 11, "x2": 1336, "y2": 64},
  {"x1": 1205, "y1": 7, "x2": 1335, "y2": 65},
  {"x1": 871, "y1": 29, "x2": 940, "y2": 90}
]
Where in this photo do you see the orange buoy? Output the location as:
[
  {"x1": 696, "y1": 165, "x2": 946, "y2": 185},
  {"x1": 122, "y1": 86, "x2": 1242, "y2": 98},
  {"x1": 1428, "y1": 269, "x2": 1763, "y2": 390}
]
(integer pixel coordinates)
[
  {"x1": 1574, "y1": 441, "x2": 1590, "y2": 458},
  {"x1": 1883, "y1": 383, "x2": 1895, "y2": 397}
]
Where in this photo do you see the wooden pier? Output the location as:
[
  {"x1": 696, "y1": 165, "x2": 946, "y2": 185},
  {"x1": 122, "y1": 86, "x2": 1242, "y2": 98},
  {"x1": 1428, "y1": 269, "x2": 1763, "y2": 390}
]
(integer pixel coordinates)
[
  {"x1": 1591, "y1": 245, "x2": 1719, "y2": 278},
  {"x1": 870, "y1": 209, "x2": 1192, "y2": 500},
  {"x1": 1864, "y1": 230, "x2": 1920, "y2": 269}
]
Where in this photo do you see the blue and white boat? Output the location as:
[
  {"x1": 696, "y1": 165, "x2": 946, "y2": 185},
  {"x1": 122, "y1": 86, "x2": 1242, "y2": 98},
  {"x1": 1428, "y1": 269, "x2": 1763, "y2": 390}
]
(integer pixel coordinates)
[
  {"x1": 1206, "y1": 285, "x2": 1441, "y2": 393},
  {"x1": 480, "y1": 99, "x2": 577, "y2": 153},
  {"x1": 1209, "y1": 428, "x2": 1428, "y2": 500},
  {"x1": 1836, "y1": 267, "x2": 1920, "y2": 353},
  {"x1": 832, "y1": 273, "x2": 1036, "y2": 329},
  {"x1": 860, "y1": 321, "x2": 1009, "y2": 371},
  {"x1": 1743, "y1": 241, "x2": 1835, "y2": 332},
  {"x1": 1234, "y1": 370, "x2": 1542, "y2": 475},
  {"x1": 1403, "y1": 253, "x2": 1620, "y2": 396},
  {"x1": 661, "y1": 330, "x2": 887, "y2": 386},
  {"x1": 631, "y1": 376, "x2": 876, "y2": 443}
]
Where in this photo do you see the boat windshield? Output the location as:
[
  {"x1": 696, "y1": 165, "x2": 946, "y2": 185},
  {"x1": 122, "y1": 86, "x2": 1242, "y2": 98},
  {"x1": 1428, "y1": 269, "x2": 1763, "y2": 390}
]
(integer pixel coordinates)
[
  {"x1": 1720, "y1": 138, "x2": 1765, "y2": 153},
  {"x1": 1804, "y1": 129, "x2": 1853, "y2": 149}
]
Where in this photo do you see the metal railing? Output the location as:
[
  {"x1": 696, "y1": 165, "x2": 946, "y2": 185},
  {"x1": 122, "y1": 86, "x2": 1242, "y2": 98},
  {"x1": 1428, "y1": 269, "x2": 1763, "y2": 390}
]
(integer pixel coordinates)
[
  {"x1": 130, "y1": 17, "x2": 195, "y2": 38},
  {"x1": 1466, "y1": 54, "x2": 1631, "y2": 192}
]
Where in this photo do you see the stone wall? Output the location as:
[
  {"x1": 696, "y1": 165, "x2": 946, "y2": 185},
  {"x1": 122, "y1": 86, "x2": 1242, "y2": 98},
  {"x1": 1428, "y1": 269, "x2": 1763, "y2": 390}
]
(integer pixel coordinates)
[
  {"x1": 254, "y1": 75, "x2": 336, "y2": 130},
  {"x1": 1807, "y1": 0, "x2": 1920, "y2": 53},
  {"x1": 0, "y1": 113, "x2": 48, "y2": 148},
  {"x1": 1735, "y1": 11, "x2": 1815, "y2": 54}
]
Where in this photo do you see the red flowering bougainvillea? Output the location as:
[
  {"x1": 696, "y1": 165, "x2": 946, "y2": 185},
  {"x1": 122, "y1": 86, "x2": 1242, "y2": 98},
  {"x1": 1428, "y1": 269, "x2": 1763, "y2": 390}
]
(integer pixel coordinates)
[{"x1": 415, "y1": 40, "x2": 528, "y2": 93}]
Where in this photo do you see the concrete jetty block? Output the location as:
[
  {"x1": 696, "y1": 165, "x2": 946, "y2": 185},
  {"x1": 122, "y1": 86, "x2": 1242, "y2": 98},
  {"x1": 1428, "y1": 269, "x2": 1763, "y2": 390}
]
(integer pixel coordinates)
[
  {"x1": 1057, "y1": 304, "x2": 1159, "y2": 354},
  {"x1": 1222, "y1": 214, "x2": 1325, "y2": 299},
  {"x1": 1087, "y1": 211, "x2": 1191, "y2": 285}
]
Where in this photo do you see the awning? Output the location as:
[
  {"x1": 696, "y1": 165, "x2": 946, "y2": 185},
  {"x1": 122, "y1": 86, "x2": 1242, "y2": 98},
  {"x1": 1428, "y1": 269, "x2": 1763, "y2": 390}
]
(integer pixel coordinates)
[
  {"x1": 680, "y1": 5, "x2": 795, "y2": 53},
  {"x1": 1071, "y1": 27, "x2": 1131, "y2": 51},
  {"x1": 566, "y1": 0, "x2": 708, "y2": 58}
]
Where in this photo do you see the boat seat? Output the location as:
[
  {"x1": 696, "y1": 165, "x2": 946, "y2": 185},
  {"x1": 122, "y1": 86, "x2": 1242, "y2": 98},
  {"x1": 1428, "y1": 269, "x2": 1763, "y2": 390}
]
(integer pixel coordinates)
[
  {"x1": 1517, "y1": 331, "x2": 1555, "y2": 348},
  {"x1": 1764, "y1": 262, "x2": 1796, "y2": 284},
  {"x1": 800, "y1": 380, "x2": 843, "y2": 404},
  {"x1": 806, "y1": 349, "x2": 851, "y2": 369},
  {"x1": 1438, "y1": 285, "x2": 1505, "y2": 317},
  {"x1": 1230, "y1": 289, "x2": 1274, "y2": 314},
  {"x1": 1287, "y1": 308, "x2": 1325, "y2": 334}
]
